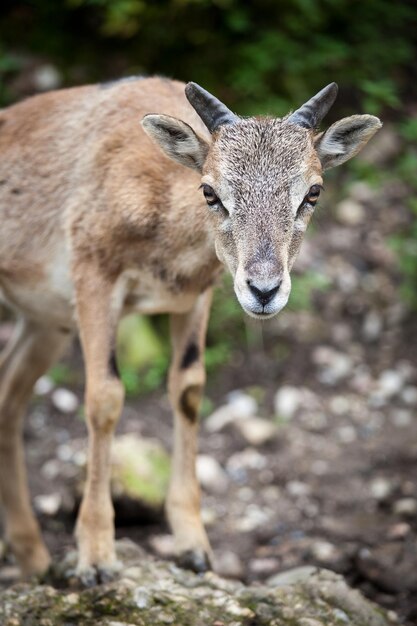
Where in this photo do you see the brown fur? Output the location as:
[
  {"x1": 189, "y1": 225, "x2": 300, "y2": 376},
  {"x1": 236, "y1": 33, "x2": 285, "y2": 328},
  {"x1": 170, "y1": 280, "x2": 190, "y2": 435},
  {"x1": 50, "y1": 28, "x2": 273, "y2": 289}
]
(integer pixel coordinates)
[{"x1": 0, "y1": 77, "x2": 381, "y2": 580}]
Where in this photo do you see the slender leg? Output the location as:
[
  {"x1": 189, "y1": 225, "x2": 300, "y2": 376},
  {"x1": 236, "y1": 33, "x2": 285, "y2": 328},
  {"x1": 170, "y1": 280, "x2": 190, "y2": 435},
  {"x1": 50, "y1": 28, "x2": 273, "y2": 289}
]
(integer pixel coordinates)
[
  {"x1": 73, "y1": 265, "x2": 124, "y2": 583},
  {"x1": 166, "y1": 289, "x2": 213, "y2": 572},
  {"x1": 0, "y1": 318, "x2": 70, "y2": 576}
]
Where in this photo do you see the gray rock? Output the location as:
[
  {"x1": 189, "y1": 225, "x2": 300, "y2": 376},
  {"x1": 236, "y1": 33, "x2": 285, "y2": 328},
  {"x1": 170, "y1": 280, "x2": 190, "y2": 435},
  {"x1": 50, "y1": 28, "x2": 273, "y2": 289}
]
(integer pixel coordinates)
[
  {"x1": 205, "y1": 391, "x2": 258, "y2": 432},
  {"x1": 376, "y1": 369, "x2": 404, "y2": 399},
  {"x1": 401, "y1": 386, "x2": 417, "y2": 406},
  {"x1": 369, "y1": 477, "x2": 393, "y2": 502},
  {"x1": 336, "y1": 199, "x2": 365, "y2": 226},
  {"x1": 391, "y1": 409, "x2": 412, "y2": 427},
  {"x1": 387, "y1": 523, "x2": 411, "y2": 540},
  {"x1": 310, "y1": 540, "x2": 343, "y2": 564},
  {"x1": 274, "y1": 385, "x2": 302, "y2": 420},
  {"x1": 337, "y1": 425, "x2": 357, "y2": 443},
  {"x1": 0, "y1": 541, "x2": 395, "y2": 625},
  {"x1": 215, "y1": 550, "x2": 244, "y2": 579},
  {"x1": 34, "y1": 493, "x2": 62, "y2": 516},
  {"x1": 267, "y1": 565, "x2": 330, "y2": 586},
  {"x1": 312, "y1": 346, "x2": 353, "y2": 385},
  {"x1": 286, "y1": 480, "x2": 312, "y2": 497},
  {"x1": 196, "y1": 454, "x2": 229, "y2": 494},
  {"x1": 34, "y1": 375, "x2": 55, "y2": 396},
  {"x1": 33, "y1": 64, "x2": 62, "y2": 91},
  {"x1": 148, "y1": 534, "x2": 175, "y2": 558},
  {"x1": 51, "y1": 388, "x2": 79, "y2": 413},
  {"x1": 234, "y1": 416, "x2": 277, "y2": 446},
  {"x1": 393, "y1": 497, "x2": 417, "y2": 517},
  {"x1": 362, "y1": 311, "x2": 383, "y2": 342}
]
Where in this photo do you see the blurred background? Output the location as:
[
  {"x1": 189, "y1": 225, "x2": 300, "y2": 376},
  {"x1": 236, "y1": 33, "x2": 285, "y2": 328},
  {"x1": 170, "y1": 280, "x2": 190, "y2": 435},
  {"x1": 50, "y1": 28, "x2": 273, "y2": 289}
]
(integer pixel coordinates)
[{"x1": 0, "y1": 1, "x2": 417, "y2": 624}]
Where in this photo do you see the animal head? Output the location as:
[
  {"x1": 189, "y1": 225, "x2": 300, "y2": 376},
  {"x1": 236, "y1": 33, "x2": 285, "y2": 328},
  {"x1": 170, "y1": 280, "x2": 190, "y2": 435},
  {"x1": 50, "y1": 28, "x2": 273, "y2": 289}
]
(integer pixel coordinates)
[{"x1": 142, "y1": 82, "x2": 381, "y2": 319}]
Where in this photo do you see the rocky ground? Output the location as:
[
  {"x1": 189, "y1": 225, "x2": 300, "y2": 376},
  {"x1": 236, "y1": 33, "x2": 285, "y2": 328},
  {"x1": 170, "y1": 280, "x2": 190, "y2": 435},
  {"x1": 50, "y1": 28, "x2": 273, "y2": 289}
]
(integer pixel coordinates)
[
  {"x1": 0, "y1": 128, "x2": 417, "y2": 624},
  {"x1": 0, "y1": 540, "x2": 398, "y2": 626}
]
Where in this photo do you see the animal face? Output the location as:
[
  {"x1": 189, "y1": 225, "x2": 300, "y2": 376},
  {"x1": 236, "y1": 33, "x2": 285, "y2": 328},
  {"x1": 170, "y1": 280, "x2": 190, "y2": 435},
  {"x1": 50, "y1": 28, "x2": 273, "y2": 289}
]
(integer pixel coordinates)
[
  {"x1": 200, "y1": 118, "x2": 322, "y2": 317},
  {"x1": 142, "y1": 82, "x2": 381, "y2": 318}
]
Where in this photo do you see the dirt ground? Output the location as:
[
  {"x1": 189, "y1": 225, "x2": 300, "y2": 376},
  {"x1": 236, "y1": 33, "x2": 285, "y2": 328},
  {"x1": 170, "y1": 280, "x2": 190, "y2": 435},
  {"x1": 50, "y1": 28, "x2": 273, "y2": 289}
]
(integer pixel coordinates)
[{"x1": 1, "y1": 170, "x2": 417, "y2": 624}]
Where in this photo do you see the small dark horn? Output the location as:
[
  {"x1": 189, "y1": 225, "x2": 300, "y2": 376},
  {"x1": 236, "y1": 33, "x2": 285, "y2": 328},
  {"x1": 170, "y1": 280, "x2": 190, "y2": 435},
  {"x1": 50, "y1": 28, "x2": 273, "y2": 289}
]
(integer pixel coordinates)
[
  {"x1": 185, "y1": 82, "x2": 238, "y2": 133},
  {"x1": 288, "y1": 83, "x2": 338, "y2": 129}
]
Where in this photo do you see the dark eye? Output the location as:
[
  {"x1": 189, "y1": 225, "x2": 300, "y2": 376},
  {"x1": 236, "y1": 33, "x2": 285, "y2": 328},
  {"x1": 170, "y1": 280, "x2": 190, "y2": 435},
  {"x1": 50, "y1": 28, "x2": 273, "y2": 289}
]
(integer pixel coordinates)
[
  {"x1": 305, "y1": 184, "x2": 322, "y2": 206},
  {"x1": 202, "y1": 184, "x2": 220, "y2": 207}
]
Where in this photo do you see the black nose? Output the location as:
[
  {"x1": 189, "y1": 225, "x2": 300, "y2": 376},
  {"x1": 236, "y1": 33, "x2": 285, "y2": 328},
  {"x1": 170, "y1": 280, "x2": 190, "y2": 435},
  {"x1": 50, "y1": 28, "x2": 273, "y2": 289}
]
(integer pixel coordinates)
[{"x1": 247, "y1": 279, "x2": 281, "y2": 306}]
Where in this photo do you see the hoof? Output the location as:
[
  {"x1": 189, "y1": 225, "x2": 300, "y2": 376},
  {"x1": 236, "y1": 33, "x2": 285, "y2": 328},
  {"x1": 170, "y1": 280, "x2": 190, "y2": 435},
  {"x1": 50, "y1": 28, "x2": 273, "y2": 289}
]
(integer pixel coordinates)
[
  {"x1": 76, "y1": 560, "x2": 122, "y2": 587},
  {"x1": 61, "y1": 560, "x2": 122, "y2": 588},
  {"x1": 177, "y1": 549, "x2": 212, "y2": 573}
]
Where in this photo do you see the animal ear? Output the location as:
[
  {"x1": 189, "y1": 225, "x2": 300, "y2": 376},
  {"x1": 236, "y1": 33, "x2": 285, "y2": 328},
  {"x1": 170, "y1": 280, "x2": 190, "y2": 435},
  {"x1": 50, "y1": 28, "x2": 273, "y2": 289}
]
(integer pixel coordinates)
[
  {"x1": 141, "y1": 114, "x2": 209, "y2": 172},
  {"x1": 315, "y1": 114, "x2": 382, "y2": 170}
]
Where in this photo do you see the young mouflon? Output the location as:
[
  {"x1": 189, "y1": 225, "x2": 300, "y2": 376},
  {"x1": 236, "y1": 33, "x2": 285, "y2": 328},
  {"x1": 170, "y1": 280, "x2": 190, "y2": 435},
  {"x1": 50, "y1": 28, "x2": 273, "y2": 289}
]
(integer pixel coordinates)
[{"x1": 0, "y1": 77, "x2": 381, "y2": 583}]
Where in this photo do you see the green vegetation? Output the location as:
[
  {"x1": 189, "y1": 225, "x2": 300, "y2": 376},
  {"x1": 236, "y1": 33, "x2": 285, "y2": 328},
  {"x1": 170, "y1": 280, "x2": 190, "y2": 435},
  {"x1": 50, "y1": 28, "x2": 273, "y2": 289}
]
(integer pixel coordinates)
[
  {"x1": 390, "y1": 119, "x2": 417, "y2": 309},
  {"x1": 1, "y1": 1, "x2": 416, "y2": 115}
]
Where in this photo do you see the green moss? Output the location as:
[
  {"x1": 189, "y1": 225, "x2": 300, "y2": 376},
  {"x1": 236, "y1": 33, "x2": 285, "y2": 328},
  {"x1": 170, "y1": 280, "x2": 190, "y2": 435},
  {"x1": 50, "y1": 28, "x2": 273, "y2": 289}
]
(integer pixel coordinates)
[{"x1": 111, "y1": 437, "x2": 171, "y2": 508}]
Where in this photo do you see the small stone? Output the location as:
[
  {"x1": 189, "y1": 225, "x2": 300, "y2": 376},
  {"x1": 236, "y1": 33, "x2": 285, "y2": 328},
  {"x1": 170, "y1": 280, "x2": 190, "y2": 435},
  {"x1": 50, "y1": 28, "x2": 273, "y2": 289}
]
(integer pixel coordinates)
[
  {"x1": 249, "y1": 557, "x2": 279, "y2": 576},
  {"x1": 33, "y1": 64, "x2": 62, "y2": 91},
  {"x1": 238, "y1": 486, "x2": 255, "y2": 501},
  {"x1": 215, "y1": 550, "x2": 244, "y2": 579},
  {"x1": 56, "y1": 443, "x2": 74, "y2": 461},
  {"x1": 393, "y1": 497, "x2": 417, "y2": 517},
  {"x1": 205, "y1": 392, "x2": 257, "y2": 432},
  {"x1": 329, "y1": 395, "x2": 350, "y2": 415},
  {"x1": 201, "y1": 507, "x2": 218, "y2": 525},
  {"x1": 133, "y1": 587, "x2": 151, "y2": 609},
  {"x1": 267, "y1": 565, "x2": 318, "y2": 586},
  {"x1": 149, "y1": 534, "x2": 175, "y2": 558},
  {"x1": 401, "y1": 386, "x2": 417, "y2": 406},
  {"x1": 362, "y1": 311, "x2": 383, "y2": 342},
  {"x1": 310, "y1": 540, "x2": 341, "y2": 563},
  {"x1": 312, "y1": 346, "x2": 353, "y2": 385},
  {"x1": 336, "y1": 425, "x2": 357, "y2": 443},
  {"x1": 63, "y1": 593, "x2": 79, "y2": 605},
  {"x1": 387, "y1": 522, "x2": 410, "y2": 540},
  {"x1": 300, "y1": 411, "x2": 328, "y2": 432},
  {"x1": 227, "y1": 448, "x2": 267, "y2": 473},
  {"x1": 34, "y1": 493, "x2": 62, "y2": 516},
  {"x1": 336, "y1": 199, "x2": 365, "y2": 226},
  {"x1": 274, "y1": 386, "x2": 301, "y2": 420},
  {"x1": 311, "y1": 460, "x2": 329, "y2": 475},
  {"x1": 332, "y1": 608, "x2": 350, "y2": 623},
  {"x1": 391, "y1": 409, "x2": 412, "y2": 427},
  {"x1": 196, "y1": 455, "x2": 228, "y2": 494},
  {"x1": 234, "y1": 417, "x2": 277, "y2": 446},
  {"x1": 369, "y1": 478, "x2": 393, "y2": 501},
  {"x1": 51, "y1": 388, "x2": 79, "y2": 413},
  {"x1": 34, "y1": 375, "x2": 54, "y2": 395},
  {"x1": 286, "y1": 480, "x2": 312, "y2": 497},
  {"x1": 227, "y1": 390, "x2": 258, "y2": 413},
  {"x1": 376, "y1": 369, "x2": 404, "y2": 398},
  {"x1": 235, "y1": 504, "x2": 271, "y2": 532}
]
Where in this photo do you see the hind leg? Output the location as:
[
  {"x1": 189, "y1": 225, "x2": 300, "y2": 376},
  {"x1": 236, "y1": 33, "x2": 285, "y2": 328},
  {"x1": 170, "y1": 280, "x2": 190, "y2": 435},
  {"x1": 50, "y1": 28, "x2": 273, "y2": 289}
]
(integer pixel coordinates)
[{"x1": 0, "y1": 318, "x2": 70, "y2": 576}]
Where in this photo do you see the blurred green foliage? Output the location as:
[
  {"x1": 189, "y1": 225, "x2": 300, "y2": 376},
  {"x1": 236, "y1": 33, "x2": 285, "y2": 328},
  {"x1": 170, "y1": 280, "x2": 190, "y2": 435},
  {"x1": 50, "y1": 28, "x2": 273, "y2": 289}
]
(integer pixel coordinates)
[
  {"x1": 389, "y1": 119, "x2": 417, "y2": 309},
  {"x1": 1, "y1": 0, "x2": 417, "y2": 114}
]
